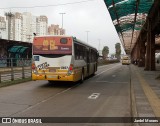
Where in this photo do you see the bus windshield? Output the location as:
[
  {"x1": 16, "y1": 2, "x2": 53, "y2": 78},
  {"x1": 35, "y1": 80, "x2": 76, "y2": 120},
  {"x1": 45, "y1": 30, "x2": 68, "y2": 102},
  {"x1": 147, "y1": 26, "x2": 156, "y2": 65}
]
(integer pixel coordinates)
[
  {"x1": 122, "y1": 56, "x2": 129, "y2": 60},
  {"x1": 33, "y1": 36, "x2": 72, "y2": 55}
]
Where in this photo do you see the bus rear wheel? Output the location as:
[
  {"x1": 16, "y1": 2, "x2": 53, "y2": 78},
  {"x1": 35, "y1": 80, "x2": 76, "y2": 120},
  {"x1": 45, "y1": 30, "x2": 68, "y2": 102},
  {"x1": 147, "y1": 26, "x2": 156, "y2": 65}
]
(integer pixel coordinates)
[{"x1": 48, "y1": 80, "x2": 54, "y2": 84}]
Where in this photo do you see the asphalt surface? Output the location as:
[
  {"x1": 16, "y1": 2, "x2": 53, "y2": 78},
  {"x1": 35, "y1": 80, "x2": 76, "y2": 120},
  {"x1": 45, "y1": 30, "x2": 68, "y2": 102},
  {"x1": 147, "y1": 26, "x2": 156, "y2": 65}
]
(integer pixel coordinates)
[{"x1": 0, "y1": 63, "x2": 132, "y2": 126}]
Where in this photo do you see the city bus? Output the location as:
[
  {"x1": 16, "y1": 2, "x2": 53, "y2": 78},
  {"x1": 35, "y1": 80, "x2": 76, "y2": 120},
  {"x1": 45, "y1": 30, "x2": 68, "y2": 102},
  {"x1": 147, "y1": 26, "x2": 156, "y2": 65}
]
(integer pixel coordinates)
[
  {"x1": 32, "y1": 35, "x2": 98, "y2": 83},
  {"x1": 121, "y1": 55, "x2": 131, "y2": 65}
]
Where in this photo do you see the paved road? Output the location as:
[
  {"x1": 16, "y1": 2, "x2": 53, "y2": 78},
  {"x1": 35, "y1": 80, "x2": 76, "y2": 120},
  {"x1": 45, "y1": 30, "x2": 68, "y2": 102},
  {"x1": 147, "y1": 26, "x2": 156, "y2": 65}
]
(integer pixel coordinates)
[{"x1": 0, "y1": 63, "x2": 132, "y2": 126}]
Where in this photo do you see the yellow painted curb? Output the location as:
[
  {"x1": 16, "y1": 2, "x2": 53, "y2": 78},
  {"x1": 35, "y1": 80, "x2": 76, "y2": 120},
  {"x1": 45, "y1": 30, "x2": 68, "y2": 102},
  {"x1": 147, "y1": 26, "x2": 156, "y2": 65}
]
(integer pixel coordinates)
[{"x1": 136, "y1": 71, "x2": 160, "y2": 117}]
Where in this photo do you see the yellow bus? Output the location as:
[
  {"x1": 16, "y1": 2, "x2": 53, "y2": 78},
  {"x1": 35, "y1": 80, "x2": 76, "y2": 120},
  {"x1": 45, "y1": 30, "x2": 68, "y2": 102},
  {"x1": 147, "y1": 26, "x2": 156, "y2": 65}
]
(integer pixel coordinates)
[
  {"x1": 32, "y1": 35, "x2": 98, "y2": 83},
  {"x1": 121, "y1": 55, "x2": 131, "y2": 65}
]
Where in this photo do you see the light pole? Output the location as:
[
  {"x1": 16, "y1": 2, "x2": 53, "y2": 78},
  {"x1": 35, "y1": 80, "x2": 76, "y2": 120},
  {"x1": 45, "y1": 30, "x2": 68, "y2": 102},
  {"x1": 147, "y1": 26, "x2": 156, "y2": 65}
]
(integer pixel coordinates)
[
  {"x1": 59, "y1": 13, "x2": 66, "y2": 29},
  {"x1": 86, "y1": 31, "x2": 90, "y2": 43}
]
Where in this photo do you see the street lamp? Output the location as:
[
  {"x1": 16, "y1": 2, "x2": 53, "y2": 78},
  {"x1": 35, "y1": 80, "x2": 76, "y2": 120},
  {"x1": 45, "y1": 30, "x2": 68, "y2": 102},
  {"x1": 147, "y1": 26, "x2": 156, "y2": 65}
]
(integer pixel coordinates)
[
  {"x1": 86, "y1": 31, "x2": 90, "y2": 43},
  {"x1": 59, "y1": 13, "x2": 66, "y2": 29}
]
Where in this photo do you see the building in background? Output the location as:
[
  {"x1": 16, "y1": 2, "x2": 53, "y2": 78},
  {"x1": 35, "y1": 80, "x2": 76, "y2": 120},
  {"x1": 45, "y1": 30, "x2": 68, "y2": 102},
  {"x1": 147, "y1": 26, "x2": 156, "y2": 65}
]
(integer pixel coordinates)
[
  {"x1": 31, "y1": 16, "x2": 37, "y2": 40},
  {"x1": 48, "y1": 24, "x2": 65, "y2": 35},
  {"x1": 14, "y1": 12, "x2": 23, "y2": 41},
  {"x1": 36, "y1": 15, "x2": 48, "y2": 36},
  {"x1": 6, "y1": 12, "x2": 22, "y2": 41},
  {"x1": 5, "y1": 12, "x2": 14, "y2": 40},
  {"x1": 22, "y1": 12, "x2": 37, "y2": 43},
  {"x1": 3, "y1": 12, "x2": 65, "y2": 42},
  {"x1": 0, "y1": 16, "x2": 7, "y2": 39}
]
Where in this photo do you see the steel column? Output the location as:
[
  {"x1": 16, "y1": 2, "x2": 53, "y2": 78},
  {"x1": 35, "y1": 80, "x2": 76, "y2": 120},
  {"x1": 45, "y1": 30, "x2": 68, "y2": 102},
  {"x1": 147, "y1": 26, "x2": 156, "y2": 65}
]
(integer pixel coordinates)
[
  {"x1": 144, "y1": 19, "x2": 155, "y2": 71},
  {"x1": 138, "y1": 37, "x2": 145, "y2": 67}
]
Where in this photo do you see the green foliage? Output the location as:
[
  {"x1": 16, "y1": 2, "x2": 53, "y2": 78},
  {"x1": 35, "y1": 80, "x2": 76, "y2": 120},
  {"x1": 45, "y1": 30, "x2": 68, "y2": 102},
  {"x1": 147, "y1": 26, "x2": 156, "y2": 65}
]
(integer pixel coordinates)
[
  {"x1": 102, "y1": 46, "x2": 109, "y2": 59},
  {"x1": 110, "y1": 53, "x2": 115, "y2": 58},
  {"x1": 115, "y1": 43, "x2": 121, "y2": 60}
]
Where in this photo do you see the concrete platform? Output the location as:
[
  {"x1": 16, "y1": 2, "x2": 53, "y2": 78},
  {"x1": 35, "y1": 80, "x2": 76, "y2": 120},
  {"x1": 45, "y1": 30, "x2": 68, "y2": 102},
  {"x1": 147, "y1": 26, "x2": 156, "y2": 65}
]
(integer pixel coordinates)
[{"x1": 131, "y1": 64, "x2": 160, "y2": 126}]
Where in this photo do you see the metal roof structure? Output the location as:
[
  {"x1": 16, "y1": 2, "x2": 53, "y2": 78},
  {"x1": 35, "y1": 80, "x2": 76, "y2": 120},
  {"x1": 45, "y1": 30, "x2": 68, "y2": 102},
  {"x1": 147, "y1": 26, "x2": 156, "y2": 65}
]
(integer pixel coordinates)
[
  {"x1": 104, "y1": 0, "x2": 154, "y2": 54},
  {"x1": 8, "y1": 46, "x2": 28, "y2": 54}
]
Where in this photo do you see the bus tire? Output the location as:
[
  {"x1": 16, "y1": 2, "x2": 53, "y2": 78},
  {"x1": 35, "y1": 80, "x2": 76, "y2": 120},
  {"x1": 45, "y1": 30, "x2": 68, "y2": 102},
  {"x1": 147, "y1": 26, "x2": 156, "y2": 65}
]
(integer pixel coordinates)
[{"x1": 48, "y1": 80, "x2": 54, "y2": 84}]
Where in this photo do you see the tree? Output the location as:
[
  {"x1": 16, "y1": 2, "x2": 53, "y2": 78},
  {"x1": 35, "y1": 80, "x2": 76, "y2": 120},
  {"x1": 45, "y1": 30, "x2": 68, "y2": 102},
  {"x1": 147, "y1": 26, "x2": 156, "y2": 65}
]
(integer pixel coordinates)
[
  {"x1": 102, "y1": 46, "x2": 109, "y2": 59},
  {"x1": 115, "y1": 43, "x2": 121, "y2": 60}
]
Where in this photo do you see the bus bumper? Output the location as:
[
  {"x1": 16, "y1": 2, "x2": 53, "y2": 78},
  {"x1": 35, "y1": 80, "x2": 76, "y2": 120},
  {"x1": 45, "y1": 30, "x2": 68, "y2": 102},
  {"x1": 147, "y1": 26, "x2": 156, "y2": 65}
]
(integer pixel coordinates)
[{"x1": 32, "y1": 73, "x2": 75, "y2": 81}]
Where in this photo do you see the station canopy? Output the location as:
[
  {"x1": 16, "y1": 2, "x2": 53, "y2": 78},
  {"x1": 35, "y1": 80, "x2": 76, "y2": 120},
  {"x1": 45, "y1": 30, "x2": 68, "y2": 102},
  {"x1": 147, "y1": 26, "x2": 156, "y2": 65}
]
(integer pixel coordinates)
[
  {"x1": 104, "y1": 0, "x2": 154, "y2": 54},
  {"x1": 8, "y1": 46, "x2": 28, "y2": 54}
]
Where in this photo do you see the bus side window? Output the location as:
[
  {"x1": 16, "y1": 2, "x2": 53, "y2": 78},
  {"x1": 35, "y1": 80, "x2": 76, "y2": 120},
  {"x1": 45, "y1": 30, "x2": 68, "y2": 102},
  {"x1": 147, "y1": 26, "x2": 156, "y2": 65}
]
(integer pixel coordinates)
[
  {"x1": 82, "y1": 46, "x2": 85, "y2": 60},
  {"x1": 80, "y1": 46, "x2": 85, "y2": 60},
  {"x1": 74, "y1": 43, "x2": 93, "y2": 61},
  {"x1": 89, "y1": 49, "x2": 92, "y2": 63},
  {"x1": 74, "y1": 43, "x2": 79, "y2": 60},
  {"x1": 79, "y1": 45, "x2": 83, "y2": 60},
  {"x1": 84, "y1": 47, "x2": 87, "y2": 62}
]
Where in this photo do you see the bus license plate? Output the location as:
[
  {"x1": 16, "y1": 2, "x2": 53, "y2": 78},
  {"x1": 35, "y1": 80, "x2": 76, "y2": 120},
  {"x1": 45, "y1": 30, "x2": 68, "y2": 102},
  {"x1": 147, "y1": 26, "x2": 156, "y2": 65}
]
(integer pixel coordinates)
[{"x1": 47, "y1": 75, "x2": 57, "y2": 79}]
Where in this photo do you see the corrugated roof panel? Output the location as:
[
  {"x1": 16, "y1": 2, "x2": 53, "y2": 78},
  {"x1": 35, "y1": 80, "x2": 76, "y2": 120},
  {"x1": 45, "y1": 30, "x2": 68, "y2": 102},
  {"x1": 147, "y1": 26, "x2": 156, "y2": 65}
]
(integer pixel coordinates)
[
  {"x1": 8, "y1": 46, "x2": 28, "y2": 53},
  {"x1": 104, "y1": 0, "x2": 154, "y2": 54}
]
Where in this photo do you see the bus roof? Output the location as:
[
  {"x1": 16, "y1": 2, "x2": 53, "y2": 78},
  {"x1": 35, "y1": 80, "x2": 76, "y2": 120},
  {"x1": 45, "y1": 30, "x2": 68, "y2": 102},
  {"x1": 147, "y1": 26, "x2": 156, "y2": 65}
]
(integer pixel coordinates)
[
  {"x1": 34, "y1": 35, "x2": 73, "y2": 38},
  {"x1": 34, "y1": 35, "x2": 98, "y2": 51},
  {"x1": 73, "y1": 38, "x2": 97, "y2": 51}
]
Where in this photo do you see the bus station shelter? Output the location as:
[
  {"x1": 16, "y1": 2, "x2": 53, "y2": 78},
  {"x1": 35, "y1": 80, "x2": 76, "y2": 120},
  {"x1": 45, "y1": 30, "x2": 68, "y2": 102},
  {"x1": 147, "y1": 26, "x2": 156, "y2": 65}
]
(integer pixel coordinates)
[{"x1": 104, "y1": 0, "x2": 160, "y2": 70}]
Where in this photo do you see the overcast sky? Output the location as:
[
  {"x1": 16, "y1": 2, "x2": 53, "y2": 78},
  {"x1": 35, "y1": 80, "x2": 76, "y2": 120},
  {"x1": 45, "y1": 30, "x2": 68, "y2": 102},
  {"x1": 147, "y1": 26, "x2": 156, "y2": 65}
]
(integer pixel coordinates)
[{"x1": 0, "y1": 0, "x2": 123, "y2": 54}]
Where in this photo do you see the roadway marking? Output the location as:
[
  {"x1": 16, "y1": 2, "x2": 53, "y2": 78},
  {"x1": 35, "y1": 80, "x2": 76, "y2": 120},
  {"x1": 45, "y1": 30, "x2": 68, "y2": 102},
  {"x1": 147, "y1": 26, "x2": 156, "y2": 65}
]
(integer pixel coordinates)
[
  {"x1": 10, "y1": 64, "x2": 120, "y2": 116},
  {"x1": 10, "y1": 86, "x2": 75, "y2": 116},
  {"x1": 95, "y1": 81, "x2": 128, "y2": 84},
  {"x1": 136, "y1": 71, "x2": 160, "y2": 117},
  {"x1": 88, "y1": 93, "x2": 100, "y2": 99},
  {"x1": 98, "y1": 63, "x2": 120, "y2": 68},
  {"x1": 94, "y1": 64, "x2": 120, "y2": 77}
]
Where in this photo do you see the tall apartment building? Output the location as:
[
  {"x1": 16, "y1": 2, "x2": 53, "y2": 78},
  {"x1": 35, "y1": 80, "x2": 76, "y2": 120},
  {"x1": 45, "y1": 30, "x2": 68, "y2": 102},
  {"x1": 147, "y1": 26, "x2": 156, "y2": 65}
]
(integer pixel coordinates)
[
  {"x1": 0, "y1": 16, "x2": 7, "y2": 39},
  {"x1": 48, "y1": 24, "x2": 65, "y2": 35},
  {"x1": 31, "y1": 16, "x2": 37, "y2": 38},
  {"x1": 36, "y1": 15, "x2": 48, "y2": 36},
  {"x1": 6, "y1": 13, "x2": 48, "y2": 42},
  {"x1": 14, "y1": 12, "x2": 22, "y2": 41},
  {"x1": 4, "y1": 12, "x2": 65, "y2": 42},
  {"x1": 6, "y1": 12, "x2": 14, "y2": 40},
  {"x1": 6, "y1": 12, "x2": 22, "y2": 41},
  {"x1": 22, "y1": 12, "x2": 37, "y2": 42}
]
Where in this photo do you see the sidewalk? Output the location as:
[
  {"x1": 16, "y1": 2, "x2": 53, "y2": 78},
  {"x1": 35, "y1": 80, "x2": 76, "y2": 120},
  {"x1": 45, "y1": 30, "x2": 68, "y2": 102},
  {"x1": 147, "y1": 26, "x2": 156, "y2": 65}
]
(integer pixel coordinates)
[{"x1": 130, "y1": 64, "x2": 160, "y2": 126}]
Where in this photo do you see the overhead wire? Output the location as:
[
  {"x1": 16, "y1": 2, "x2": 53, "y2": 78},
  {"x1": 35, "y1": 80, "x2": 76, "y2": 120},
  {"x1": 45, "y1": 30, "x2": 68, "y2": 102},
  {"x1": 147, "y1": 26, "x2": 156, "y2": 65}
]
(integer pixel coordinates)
[{"x1": 0, "y1": 0, "x2": 95, "y2": 10}]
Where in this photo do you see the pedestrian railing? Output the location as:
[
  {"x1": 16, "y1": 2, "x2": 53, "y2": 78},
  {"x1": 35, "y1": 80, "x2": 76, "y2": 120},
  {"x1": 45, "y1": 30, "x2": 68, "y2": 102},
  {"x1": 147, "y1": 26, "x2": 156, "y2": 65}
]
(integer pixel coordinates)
[{"x1": 0, "y1": 58, "x2": 32, "y2": 83}]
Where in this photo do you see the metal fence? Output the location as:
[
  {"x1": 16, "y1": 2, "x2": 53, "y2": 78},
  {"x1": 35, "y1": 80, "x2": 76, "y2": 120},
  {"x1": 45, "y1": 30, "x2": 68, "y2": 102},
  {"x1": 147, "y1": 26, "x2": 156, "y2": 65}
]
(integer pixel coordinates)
[{"x1": 0, "y1": 58, "x2": 32, "y2": 83}]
